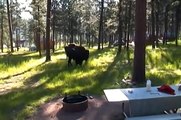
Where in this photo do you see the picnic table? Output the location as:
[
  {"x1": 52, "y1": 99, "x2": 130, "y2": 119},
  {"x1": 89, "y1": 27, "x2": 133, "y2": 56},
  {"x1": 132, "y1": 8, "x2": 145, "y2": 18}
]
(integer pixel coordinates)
[{"x1": 104, "y1": 85, "x2": 181, "y2": 117}]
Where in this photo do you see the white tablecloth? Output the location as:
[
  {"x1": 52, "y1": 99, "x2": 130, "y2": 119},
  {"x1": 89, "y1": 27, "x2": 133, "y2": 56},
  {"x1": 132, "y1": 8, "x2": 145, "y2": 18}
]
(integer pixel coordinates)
[{"x1": 104, "y1": 85, "x2": 181, "y2": 117}]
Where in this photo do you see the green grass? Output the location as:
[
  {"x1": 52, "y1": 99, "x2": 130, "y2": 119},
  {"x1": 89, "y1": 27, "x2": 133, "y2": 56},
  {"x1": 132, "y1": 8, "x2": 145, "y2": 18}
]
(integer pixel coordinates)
[
  {"x1": 146, "y1": 44, "x2": 181, "y2": 85},
  {"x1": 0, "y1": 43, "x2": 181, "y2": 119}
]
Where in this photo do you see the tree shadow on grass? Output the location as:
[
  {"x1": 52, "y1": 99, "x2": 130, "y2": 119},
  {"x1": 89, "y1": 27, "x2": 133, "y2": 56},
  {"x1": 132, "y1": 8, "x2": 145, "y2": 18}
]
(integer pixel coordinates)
[
  {"x1": 0, "y1": 59, "x2": 74, "y2": 119},
  {"x1": 83, "y1": 52, "x2": 132, "y2": 95},
  {"x1": 0, "y1": 48, "x2": 130, "y2": 119},
  {"x1": 0, "y1": 49, "x2": 139, "y2": 119},
  {"x1": 0, "y1": 85, "x2": 64, "y2": 119}
]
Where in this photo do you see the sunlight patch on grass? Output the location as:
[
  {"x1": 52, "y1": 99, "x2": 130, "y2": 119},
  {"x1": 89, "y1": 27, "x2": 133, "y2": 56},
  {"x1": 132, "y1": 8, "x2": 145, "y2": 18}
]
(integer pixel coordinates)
[
  {"x1": 174, "y1": 69, "x2": 181, "y2": 75},
  {"x1": 45, "y1": 81, "x2": 63, "y2": 89},
  {"x1": 146, "y1": 48, "x2": 166, "y2": 67},
  {"x1": 52, "y1": 52, "x2": 66, "y2": 60},
  {"x1": 89, "y1": 53, "x2": 115, "y2": 67},
  {"x1": 62, "y1": 80, "x2": 97, "y2": 94},
  {"x1": 68, "y1": 69, "x2": 97, "y2": 80},
  {"x1": 147, "y1": 67, "x2": 181, "y2": 85},
  {"x1": 39, "y1": 75, "x2": 51, "y2": 83},
  {"x1": 0, "y1": 57, "x2": 45, "y2": 79},
  {"x1": 149, "y1": 68, "x2": 159, "y2": 74},
  {"x1": 148, "y1": 68, "x2": 169, "y2": 78},
  {"x1": 0, "y1": 79, "x2": 4, "y2": 84},
  {"x1": 23, "y1": 52, "x2": 39, "y2": 57},
  {"x1": 163, "y1": 63, "x2": 175, "y2": 70}
]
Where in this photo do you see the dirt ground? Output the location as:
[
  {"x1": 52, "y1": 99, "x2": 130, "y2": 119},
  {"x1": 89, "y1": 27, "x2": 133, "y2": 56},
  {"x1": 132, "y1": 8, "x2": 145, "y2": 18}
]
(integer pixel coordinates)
[{"x1": 29, "y1": 95, "x2": 125, "y2": 120}]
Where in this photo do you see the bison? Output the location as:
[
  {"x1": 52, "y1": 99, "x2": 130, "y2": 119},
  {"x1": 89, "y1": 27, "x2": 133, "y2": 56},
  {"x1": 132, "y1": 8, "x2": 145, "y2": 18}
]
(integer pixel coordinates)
[{"x1": 64, "y1": 44, "x2": 89, "y2": 66}]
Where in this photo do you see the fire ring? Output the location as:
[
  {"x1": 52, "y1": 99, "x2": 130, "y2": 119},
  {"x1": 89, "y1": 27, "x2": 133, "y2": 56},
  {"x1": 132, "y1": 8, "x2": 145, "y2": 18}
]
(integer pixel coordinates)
[{"x1": 62, "y1": 94, "x2": 88, "y2": 112}]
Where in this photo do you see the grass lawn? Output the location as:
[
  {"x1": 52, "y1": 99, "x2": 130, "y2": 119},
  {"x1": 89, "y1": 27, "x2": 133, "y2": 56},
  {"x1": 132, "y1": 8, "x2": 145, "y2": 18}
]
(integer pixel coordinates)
[{"x1": 0, "y1": 43, "x2": 181, "y2": 119}]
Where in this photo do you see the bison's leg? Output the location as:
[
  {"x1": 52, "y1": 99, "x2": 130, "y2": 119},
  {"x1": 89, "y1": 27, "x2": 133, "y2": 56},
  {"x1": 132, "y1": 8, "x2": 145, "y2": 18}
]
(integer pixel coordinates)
[
  {"x1": 79, "y1": 60, "x2": 83, "y2": 65},
  {"x1": 75, "y1": 59, "x2": 83, "y2": 66},
  {"x1": 68, "y1": 57, "x2": 72, "y2": 66},
  {"x1": 75, "y1": 59, "x2": 79, "y2": 65}
]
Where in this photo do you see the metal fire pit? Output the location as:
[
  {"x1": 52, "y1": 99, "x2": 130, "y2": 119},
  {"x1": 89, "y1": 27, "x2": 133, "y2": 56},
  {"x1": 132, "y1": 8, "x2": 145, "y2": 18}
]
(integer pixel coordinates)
[{"x1": 62, "y1": 93, "x2": 88, "y2": 112}]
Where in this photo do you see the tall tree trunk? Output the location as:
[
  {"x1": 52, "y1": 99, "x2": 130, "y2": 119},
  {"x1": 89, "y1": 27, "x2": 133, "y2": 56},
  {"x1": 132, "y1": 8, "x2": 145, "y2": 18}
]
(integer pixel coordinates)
[
  {"x1": 0, "y1": 1, "x2": 4, "y2": 53},
  {"x1": 37, "y1": 5, "x2": 42, "y2": 57},
  {"x1": 132, "y1": 0, "x2": 146, "y2": 83},
  {"x1": 124, "y1": 3, "x2": 128, "y2": 48},
  {"x1": 171, "y1": 13, "x2": 174, "y2": 40},
  {"x1": 63, "y1": 33, "x2": 66, "y2": 47},
  {"x1": 91, "y1": 35, "x2": 94, "y2": 48},
  {"x1": 70, "y1": 29, "x2": 73, "y2": 43},
  {"x1": 88, "y1": 33, "x2": 91, "y2": 48},
  {"x1": 79, "y1": 33, "x2": 82, "y2": 46},
  {"x1": 55, "y1": 32, "x2": 58, "y2": 49},
  {"x1": 163, "y1": 5, "x2": 168, "y2": 45},
  {"x1": 126, "y1": 0, "x2": 132, "y2": 51},
  {"x1": 117, "y1": 0, "x2": 123, "y2": 54},
  {"x1": 126, "y1": 0, "x2": 132, "y2": 63},
  {"x1": 16, "y1": 28, "x2": 20, "y2": 51},
  {"x1": 45, "y1": 0, "x2": 51, "y2": 62},
  {"x1": 151, "y1": 0, "x2": 155, "y2": 49},
  {"x1": 52, "y1": 0, "x2": 56, "y2": 52},
  {"x1": 175, "y1": 3, "x2": 180, "y2": 46},
  {"x1": 6, "y1": 0, "x2": 13, "y2": 52},
  {"x1": 155, "y1": 0, "x2": 159, "y2": 47},
  {"x1": 15, "y1": 2, "x2": 19, "y2": 51},
  {"x1": 52, "y1": 12, "x2": 55, "y2": 53},
  {"x1": 98, "y1": 0, "x2": 104, "y2": 50}
]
